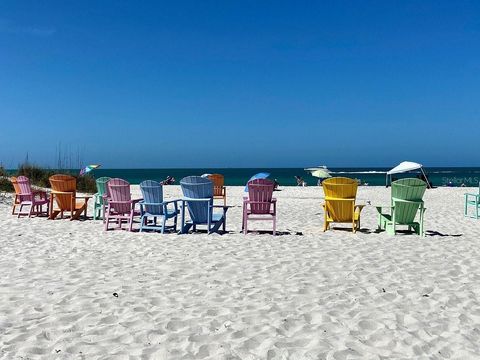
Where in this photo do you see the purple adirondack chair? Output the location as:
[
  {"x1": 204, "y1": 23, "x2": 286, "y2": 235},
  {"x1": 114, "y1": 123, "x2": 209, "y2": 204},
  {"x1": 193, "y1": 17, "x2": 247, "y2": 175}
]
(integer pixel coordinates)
[
  {"x1": 104, "y1": 178, "x2": 142, "y2": 231},
  {"x1": 16, "y1": 176, "x2": 50, "y2": 218},
  {"x1": 242, "y1": 179, "x2": 277, "y2": 235}
]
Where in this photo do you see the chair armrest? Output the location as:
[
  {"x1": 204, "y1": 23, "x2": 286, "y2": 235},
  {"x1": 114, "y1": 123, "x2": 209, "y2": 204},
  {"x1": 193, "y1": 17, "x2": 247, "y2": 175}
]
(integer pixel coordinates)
[
  {"x1": 212, "y1": 205, "x2": 231, "y2": 209},
  {"x1": 108, "y1": 200, "x2": 134, "y2": 204},
  {"x1": 354, "y1": 204, "x2": 366, "y2": 213},
  {"x1": 76, "y1": 195, "x2": 91, "y2": 199},
  {"x1": 325, "y1": 197, "x2": 355, "y2": 202},
  {"x1": 212, "y1": 204, "x2": 229, "y2": 215},
  {"x1": 183, "y1": 197, "x2": 212, "y2": 202},
  {"x1": 465, "y1": 193, "x2": 480, "y2": 199},
  {"x1": 141, "y1": 199, "x2": 179, "y2": 206},
  {"x1": 243, "y1": 200, "x2": 276, "y2": 204},
  {"x1": 51, "y1": 190, "x2": 75, "y2": 195},
  {"x1": 392, "y1": 197, "x2": 424, "y2": 205},
  {"x1": 163, "y1": 199, "x2": 181, "y2": 205},
  {"x1": 375, "y1": 205, "x2": 393, "y2": 214}
]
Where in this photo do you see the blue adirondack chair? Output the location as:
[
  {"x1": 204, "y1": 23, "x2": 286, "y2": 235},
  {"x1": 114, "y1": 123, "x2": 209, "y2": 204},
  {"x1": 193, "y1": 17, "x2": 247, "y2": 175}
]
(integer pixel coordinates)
[
  {"x1": 464, "y1": 182, "x2": 480, "y2": 219},
  {"x1": 139, "y1": 180, "x2": 179, "y2": 233},
  {"x1": 180, "y1": 176, "x2": 228, "y2": 234}
]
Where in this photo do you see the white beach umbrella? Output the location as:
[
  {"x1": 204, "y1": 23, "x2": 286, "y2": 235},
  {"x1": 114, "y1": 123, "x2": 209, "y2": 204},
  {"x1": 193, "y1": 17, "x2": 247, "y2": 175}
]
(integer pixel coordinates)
[
  {"x1": 310, "y1": 169, "x2": 332, "y2": 179},
  {"x1": 305, "y1": 166, "x2": 332, "y2": 179}
]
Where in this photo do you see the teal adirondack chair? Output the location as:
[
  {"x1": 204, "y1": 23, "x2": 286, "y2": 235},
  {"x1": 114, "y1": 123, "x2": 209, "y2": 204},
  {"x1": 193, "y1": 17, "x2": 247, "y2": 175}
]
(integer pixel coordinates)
[
  {"x1": 376, "y1": 178, "x2": 427, "y2": 236},
  {"x1": 93, "y1": 177, "x2": 111, "y2": 220},
  {"x1": 464, "y1": 183, "x2": 480, "y2": 219}
]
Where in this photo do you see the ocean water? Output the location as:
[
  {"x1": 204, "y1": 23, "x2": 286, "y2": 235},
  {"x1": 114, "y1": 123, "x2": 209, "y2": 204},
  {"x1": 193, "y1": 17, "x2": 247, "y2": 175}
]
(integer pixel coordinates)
[{"x1": 87, "y1": 167, "x2": 480, "y2": 187}]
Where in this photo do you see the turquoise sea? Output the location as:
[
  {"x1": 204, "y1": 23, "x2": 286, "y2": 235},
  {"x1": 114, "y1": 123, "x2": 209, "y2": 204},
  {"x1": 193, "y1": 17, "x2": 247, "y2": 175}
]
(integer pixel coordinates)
[{"x1": 87, "y1": 168, "x2": 480, "y2": 187}]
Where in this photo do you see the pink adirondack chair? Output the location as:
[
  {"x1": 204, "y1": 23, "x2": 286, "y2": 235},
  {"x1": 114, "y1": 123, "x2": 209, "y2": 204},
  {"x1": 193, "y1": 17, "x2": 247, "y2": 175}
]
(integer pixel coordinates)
[
  {"x1": 104, "y1": 178, "x2": 142, "y2": 231},
  {"x1": 16, "y1": 176, "x2": 50, "y2": 218},
  {"x1": 243, "y1": 179, "x2": 277, "y2": 235}
]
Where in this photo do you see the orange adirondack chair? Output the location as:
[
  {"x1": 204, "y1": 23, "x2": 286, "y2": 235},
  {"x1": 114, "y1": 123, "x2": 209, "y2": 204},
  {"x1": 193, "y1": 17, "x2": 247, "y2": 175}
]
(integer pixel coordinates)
[
  {"x1": 48, "y1": 174, "x2": 90, "y2": 220},
  {"x1": 208, "y1": 174, "x2": 226, "y2": 205},
  {"x1": 10, "y1": 177, "x2": 22, "y2": 215},
  {"x1": 322, "y1": 177, "x2": 365, "y2": 233}
]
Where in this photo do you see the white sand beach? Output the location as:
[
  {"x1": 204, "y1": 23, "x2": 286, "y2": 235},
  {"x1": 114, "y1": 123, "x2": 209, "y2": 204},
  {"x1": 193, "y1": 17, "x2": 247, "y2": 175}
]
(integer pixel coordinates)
[{"x1": 1, "y1": 185, "x2": 480, "y2": 359}]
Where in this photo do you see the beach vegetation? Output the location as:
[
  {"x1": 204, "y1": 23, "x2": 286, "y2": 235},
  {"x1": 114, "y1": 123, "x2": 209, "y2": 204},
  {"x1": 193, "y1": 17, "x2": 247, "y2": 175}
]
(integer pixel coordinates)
[
  {"x1": 0, "y1": 163, "x2": 97, "y2": 194},
  {"x1": 0, "y1": 166, "x2": 14, "y2": 192}
]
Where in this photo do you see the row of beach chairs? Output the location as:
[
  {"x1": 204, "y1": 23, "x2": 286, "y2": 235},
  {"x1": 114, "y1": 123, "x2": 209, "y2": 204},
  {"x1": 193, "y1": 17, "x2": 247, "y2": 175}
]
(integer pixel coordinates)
[{"x1": 9, "y1": 174, "x2": 429, "y2": 236}]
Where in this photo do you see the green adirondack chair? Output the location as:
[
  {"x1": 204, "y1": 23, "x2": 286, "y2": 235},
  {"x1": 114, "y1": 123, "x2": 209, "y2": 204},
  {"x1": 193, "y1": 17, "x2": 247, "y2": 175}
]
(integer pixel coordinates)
[
  {"x1": 464, "y1": 183, "x2": 480, "y2": 219},
  {"x1": 93, "y1": 177, "x2": 111, "y2": 220},
  {"x1": 376, "y1": 178, "x2": 427, "y2": 236}
]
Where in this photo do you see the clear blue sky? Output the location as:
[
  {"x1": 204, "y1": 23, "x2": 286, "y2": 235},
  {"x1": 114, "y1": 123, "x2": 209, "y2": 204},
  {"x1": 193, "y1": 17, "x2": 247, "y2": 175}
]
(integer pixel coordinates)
[{"x1": 1, "y1": 1, "x2": 479, "y2": 168}]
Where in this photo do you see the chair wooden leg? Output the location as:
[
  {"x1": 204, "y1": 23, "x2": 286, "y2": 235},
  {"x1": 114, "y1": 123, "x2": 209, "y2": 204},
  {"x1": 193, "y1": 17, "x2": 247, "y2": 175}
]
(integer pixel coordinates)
[
  {"x1": 128, "y1": 212, "x2": 134, "y2": 232},
  {"x1": 161, "y1": 217, "x2": 167, "y2": 234},
  {"x1": 323, "y1": 209, "x2": 328, "y2": 231},
  {"x1": 17, "y1": 204, "x2": 24, "y2": 218}
]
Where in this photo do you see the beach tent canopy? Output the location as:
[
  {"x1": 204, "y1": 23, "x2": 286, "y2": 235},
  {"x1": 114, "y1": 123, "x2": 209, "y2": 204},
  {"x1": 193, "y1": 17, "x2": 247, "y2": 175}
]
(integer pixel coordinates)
[
  {"x1": 386, "y1": 161, "x2": 423, "y2": 175},
  {"x1": 386, "y1": 161, "x2": 430, "y2": 188},
  {"x1": 304, "y1": 166, "x2": 330, "y2": 173}
]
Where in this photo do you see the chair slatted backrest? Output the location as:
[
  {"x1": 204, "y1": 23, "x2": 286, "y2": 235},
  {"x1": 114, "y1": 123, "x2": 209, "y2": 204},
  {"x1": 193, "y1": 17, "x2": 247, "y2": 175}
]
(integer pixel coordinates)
[
  {"x1": 180, "y1": 176, "x2": 213, "y2": 223},
  {"x1": 96, "y1": 177, "x2": 111, "y2": 202},
  {"x1": 391, "y1": 178, "x2": 427, "y2": 224},
  {"x1": 247, "y1": 179, "x2": 274, "y2": 214},
  {"x1": 16, "y1": 176, "x2": 33, "y2": 197},
  {"x1": 322, "y1": 177, "x2": 358, "y2": 222},
  {"x1": 140, "y1": 180, "x2": 164, "y2": 216},
  {"x1": 107, "y1": 178, "x2": 132, "y2": 214},
  {"x1": 11, "y1": 177, "x2": 22, "y2": 197},
  {"x1": 49, "y1": 174, "x2": 77, "y2": 211},
  {"x1": 208, "y1": 174, "x2": 225, "y2": 197}
]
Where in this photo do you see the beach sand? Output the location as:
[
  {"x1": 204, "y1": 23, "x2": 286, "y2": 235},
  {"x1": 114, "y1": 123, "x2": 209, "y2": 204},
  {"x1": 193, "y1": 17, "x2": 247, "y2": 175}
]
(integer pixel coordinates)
[{"x1": 1, "y1": 185, "x2": 480, "y2": 359}]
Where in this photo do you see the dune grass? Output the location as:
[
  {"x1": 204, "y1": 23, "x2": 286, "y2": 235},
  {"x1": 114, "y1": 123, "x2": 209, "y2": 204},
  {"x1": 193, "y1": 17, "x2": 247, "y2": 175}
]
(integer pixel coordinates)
[
  {"x1": 0, "y1": 167, "x2": 14, "y2": 192},
  {"x1": 1, "y1": 163, "x2": 97, "y2": 194}
]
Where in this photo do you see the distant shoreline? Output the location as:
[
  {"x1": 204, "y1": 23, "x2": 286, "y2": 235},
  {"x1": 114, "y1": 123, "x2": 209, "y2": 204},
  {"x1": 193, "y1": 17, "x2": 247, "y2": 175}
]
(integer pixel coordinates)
[{"x1": 5, "y1": 167, "x2": 479, "y2": 187}]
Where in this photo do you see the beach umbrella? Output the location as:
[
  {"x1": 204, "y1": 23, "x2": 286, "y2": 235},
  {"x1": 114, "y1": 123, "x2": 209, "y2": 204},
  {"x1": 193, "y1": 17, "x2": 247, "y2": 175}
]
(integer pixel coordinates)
[
  {"x1": 244, "y1": 172, "x2": 270, "y2": 191},
  {"x1": 79, "y1": 164, "x2": 100, "y2": 176},
  {"x1": 310, "y1": 169, "x2": 331, "y2": 179}
]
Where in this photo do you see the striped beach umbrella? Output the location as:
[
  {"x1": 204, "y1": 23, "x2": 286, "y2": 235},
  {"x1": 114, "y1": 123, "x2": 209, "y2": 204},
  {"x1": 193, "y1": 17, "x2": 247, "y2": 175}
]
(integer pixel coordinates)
[{"x1": 79, "y1": 164, "x2": 100, "y2": 176}]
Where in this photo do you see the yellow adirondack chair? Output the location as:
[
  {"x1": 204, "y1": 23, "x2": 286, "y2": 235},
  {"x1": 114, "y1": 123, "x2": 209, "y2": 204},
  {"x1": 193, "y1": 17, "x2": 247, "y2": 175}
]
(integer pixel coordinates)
[
  {"x1": 10, "y1": 177, "x2": 22, "y2": 215},
  {"x1": 208, "y1": 174, "x2": 226, "y2": 206},
  {"x1": 48, "y1": 174, "x2": 90, "y2": 220},
  {"x1": 322, "y1": 177, "x2": 365, "y2": 232}
]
